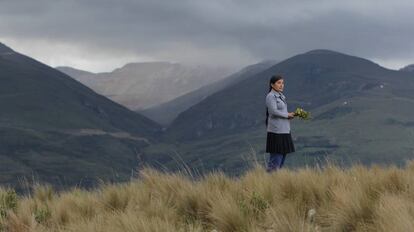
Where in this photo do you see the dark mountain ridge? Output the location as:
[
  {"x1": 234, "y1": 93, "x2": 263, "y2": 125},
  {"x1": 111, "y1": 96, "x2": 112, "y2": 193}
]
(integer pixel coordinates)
[{"x1": 0, "y1": 42, "x2": 161, "y2": 189}]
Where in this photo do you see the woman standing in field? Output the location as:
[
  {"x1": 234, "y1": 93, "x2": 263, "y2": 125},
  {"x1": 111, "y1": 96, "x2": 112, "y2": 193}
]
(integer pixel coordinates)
[{"x1": 265, "y1": 75, "x2": 295, "y2": 172}]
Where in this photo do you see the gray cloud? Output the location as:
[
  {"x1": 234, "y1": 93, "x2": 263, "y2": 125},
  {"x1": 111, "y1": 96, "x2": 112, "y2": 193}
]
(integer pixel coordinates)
[{"x1": 1, "y1": 0, "x2": 414, "y2": 72}]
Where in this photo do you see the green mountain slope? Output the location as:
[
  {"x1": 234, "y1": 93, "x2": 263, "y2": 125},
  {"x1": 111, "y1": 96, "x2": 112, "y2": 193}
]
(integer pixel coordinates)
[
  {"x1": 0, "y1": 42, "x2": 161, "y2": 189},
  {"x1": 164, "y1": 49, "x2": 413, "y2": 141},
  {"x1": 141, "y1": 50, "x2": 414, "y2": 174}
]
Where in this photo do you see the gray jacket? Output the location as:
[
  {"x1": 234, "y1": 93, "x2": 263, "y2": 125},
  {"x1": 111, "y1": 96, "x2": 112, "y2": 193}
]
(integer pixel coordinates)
[{"x1": 266, "y1": 89, "x2": 291, "y2": 134}]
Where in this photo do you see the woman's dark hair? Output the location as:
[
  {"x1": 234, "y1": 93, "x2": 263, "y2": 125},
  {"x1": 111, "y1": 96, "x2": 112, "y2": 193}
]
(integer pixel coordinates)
[{"x1": 266, "y1": 75, "x2": 283, "y2": 126}]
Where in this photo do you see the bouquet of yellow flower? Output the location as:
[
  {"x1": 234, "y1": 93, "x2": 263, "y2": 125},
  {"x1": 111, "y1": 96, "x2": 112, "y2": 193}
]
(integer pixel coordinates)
[{"x1": 294, "y1": 108, "x2": 311, "y2": 120}]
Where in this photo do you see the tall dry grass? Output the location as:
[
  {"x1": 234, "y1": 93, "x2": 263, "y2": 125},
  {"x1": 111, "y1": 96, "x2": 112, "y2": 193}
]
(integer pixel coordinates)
[{"x1": 1, "y1": 160, "x2": 414, "y2": 231}]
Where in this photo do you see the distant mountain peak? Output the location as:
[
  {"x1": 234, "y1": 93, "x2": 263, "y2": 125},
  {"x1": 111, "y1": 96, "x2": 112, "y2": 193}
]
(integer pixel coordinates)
[
  {"x1": 56, "y1": 66, "x2": 95, "y2": 76},
  {"x1": 120, "y1": 61, "x2": 174, "y2": 69},
  {"x1": 0, "y1": 42, "x2": 15, "y2": 54},
  {"x1": 304, "y1": 49, "x2": 342, "y2": 55},
  {"x1": 400, "y1": 64, "x2": 414, "y2": 73},
  {"x1": 111, "y1": 61, "x2": 176, "y2": 73}
]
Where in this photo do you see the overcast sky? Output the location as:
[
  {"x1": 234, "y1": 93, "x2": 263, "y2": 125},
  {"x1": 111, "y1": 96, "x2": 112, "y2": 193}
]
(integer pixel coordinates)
[{"x1": 1, "y1": 0, "x2": 414, "y2": 72}]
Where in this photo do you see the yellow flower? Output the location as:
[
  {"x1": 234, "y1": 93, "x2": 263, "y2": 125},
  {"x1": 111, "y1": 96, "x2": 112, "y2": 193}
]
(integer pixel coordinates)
[{"x1": 294, "y1": 108, "x2": 311, "y2": 120}]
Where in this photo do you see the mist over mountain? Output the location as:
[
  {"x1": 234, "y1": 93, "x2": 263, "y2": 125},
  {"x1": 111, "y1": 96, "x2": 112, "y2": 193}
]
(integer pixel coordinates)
[{"x1": 57, "y1": 62, "x2": 234, "y2": 111}]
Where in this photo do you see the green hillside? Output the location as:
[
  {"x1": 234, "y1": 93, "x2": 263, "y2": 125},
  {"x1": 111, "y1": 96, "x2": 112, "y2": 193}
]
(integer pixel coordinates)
[
  {"x1": 0, "y1": 42, "x2": 161, "y2": 189},
  {"x1": 141, "y1": 50, "x2": 414, "y2": 174}
]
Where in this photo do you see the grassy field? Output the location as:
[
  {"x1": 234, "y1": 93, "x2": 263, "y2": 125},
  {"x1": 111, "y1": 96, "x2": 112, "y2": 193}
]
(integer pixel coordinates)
[{"x1": 1, "y1": 159, "x2": 414, "y2": 232}]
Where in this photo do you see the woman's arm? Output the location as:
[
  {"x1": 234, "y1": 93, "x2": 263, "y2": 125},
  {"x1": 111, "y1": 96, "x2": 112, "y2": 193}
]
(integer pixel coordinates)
[{"x1": 266, "y1": 95, "x2": 289, "y2": 119}]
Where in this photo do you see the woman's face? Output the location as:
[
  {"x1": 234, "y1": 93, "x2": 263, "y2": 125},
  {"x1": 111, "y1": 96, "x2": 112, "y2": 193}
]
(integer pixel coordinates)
[{"x1": 271, "y1": 79, "x2": 284, "y2": 92}]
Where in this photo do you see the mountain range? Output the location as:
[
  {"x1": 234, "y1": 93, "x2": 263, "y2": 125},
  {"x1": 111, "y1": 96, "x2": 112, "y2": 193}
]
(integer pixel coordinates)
[
  {"x1": 142, "y1": 49, "x2": 414, "y2": 174},
  {"x1": 57, "y1": 62, "x2": 233, "y2": 112},
  {"x1": 3, "y1": 41, "x2": 414, "y2": 188},
  {"x1": 138, "y1": 60, "x2": 277, "y2": 125}
]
